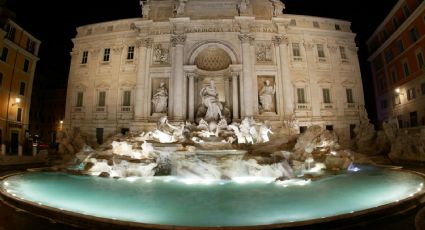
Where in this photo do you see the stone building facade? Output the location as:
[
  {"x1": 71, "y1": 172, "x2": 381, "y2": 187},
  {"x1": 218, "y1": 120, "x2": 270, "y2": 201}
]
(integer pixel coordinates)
[{"x1": 65, "y1": 0, "x2": 365, "y2": 144}]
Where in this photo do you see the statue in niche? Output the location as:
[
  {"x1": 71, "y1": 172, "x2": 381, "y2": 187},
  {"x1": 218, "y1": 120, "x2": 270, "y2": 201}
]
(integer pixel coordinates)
[
  {"x1": 259, "y1": 80, "x2": 276, "y2": 112},
  {"x1": 140, "y1": 0, "x2": 150, "y2": 19},
  {"x1": 270, "y1": 0, "x2": 285, "y2": 17},
  {"x1": 237, "y1": 0, "x2": 249, "y2": 16},
  {"x1": 200, "y1": 80, "x2": 223, "y2": 121},
  {"x1": 152, "y1": 80, "x2": 168, "y2": 114},
  {"x1": 174, "y1": 0, "x2": 187, "y2": 16},
  {"x1": 153, "y1": 44, "x2": 169, "y2": 64}
]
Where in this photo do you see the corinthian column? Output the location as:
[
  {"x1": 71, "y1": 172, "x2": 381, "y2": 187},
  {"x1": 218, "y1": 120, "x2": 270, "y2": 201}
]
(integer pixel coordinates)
[
  {"x1": 231, "y1": 72, "x2": 239, "y2": 120},
  {"x1": 274, "y1": 35, "x2": 294, "y2": 117},
  {"x1": 239, "y1": 33, "x2": 254, "y2": 117},
  {"x1": 187, "y1": 73, "x2": 195, "y2": 121},
  {"x1": 134, "y1": 37, "x2": 152, "y2": 121},
  {"x1": 171, "y1": 34, "x2": 186, "y2": 121}
]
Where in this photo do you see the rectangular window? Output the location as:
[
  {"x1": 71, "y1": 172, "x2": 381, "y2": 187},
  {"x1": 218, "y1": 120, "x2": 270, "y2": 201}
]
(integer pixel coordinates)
[
  {"x1": 5, "y1": 24, "x2": 15, "y2": 41},
  {"x1": 403, "y1": 61, "x2": 410, "y2": 77},
  {"x1": 407, "y1": 88, "x2": 416, "y2": 101},
  {"x1": 292, "y1": 43, "x2": 301, "y2": 59},
  {"x1": 340, "y1": 46, "x2": 348, "y2": 60},
  {"x1": 335, "y1": 24, "x2": 341, "y2": 31},
  {"x1": 1, "y1": 47, "x2": 8, "y2": 62},
  {"x1": 317, "y1": 44, "x2": 325, "y2": 58},
  {"x1": 381, "y1": 100, "x2": 388, "y2": 109},
  {"x1": 26, "y1": 39, "x2": 35, "y2": 53},
  {"x1": 17, "y1": 108, "x2": 22, "y2": 122},
  {"x1": 23, "y1": 59, "x2": 30, "y2": 72},
  {"x1": 410, "y1": 27, "x2": 419, "y2": 43},
  {"x1": 98, "y1": 91, "x2": 106, "y2": 107},
  {"x1": 385, "y1": 50, "x2": 393, "y2": 63},
  {"x1": 346, "y1": 88, "x2": 354, "y2": 103},
  {"x1": 373, "y1": 56, "x2": 383, "y2": 70},
  {"x1": 421, "y1": 82, "x2": 425, "y2": 94},
  {"x1": 322, "y1": 88, "x2": 331, "y2": 103},
  {"x1": 107, "y1": 26, "x2": 113, "y2": 32},
  {"x1": 103, "y1": 48, "x2": 111, "y2": 62},
  {"x1": 127, "y1": 46, "x2": 135, "y2": 60},
  {"x1": 417, "y1": 52, "x2": 425, "y2": 69},
  {"x1": 313, "y1": 21, "x2": 319, "y2": 28},
  {"x1": 76, "y1": 92, "x2": 84, "y2": 107},
  {"x1": 394, "y1": 94, "x2": 401, "y2": 105},
  {"x1": 81, "y1": 51, "x2": 88, "y2": 64},
  {"x1": 392, "y1": 17, "x2": 399, "y2": 29},
  {"x1": 297, "y1": 88, "x2": 306, "y2": 103},
  {"x1": 403, "y1": 3, "x2": 410, "y2": 17},
  {"x1": 123, "y1": 91, "x2": 131, "y2": 106},
  {"x1": 19, "y1": 82, "x2": 25, "y2": 96},
  {"x1": 397, "y1": 40, "x2": 404, "y2": 53},
  {"x1": 290, "y1": 19, "x2": 296, "y2": 26},
  {"x1": 96, "y1": 128, "x2": 104, "y2": 145},
  {"x1": 390, "y1": 70, "x2": 397, "y2": 84}
]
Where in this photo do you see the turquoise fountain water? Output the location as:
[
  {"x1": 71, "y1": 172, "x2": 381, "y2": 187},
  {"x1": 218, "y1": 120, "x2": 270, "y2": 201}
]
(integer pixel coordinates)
[{"x1": 1, "y1": 165, "x2": 424, "y2": 227}]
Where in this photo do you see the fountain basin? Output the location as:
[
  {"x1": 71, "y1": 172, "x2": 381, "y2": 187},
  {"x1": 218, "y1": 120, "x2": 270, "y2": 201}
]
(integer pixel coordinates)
[{"x1": 1, "y1": 165, "x2": 425, "y2": 229}]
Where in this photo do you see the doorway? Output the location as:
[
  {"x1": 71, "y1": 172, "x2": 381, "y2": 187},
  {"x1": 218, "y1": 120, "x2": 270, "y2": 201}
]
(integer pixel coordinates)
[{"x1": 10, "y1": 131, "x2": 19, "y2": 154}]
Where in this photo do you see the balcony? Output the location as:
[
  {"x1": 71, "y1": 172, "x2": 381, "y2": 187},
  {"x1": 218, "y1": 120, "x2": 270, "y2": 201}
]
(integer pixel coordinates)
[
  {"x1": 296, "y1": 103, "x2": 310, "y2": 110},
  {"x1": 93, "y1": 106, "x2": 108, "y2": 120},
  {"x1": 294, "y1": 103, "x2": 312, "y2": 117},
  {"x1": 118, "y1": 106, "x2": 134, "y2": 120},
  {"x1": 73, "y1": 106, "x2": 84, "y2": 112},
  {"x1": 321, "y1": 103, "x2": 334, "y2": 109},
  {"x1": 71, "y1": 106, "x2": 85, "y2": 120},
  {"x1": 120, "y1": 106, "x2": 133, "y2": 112}
]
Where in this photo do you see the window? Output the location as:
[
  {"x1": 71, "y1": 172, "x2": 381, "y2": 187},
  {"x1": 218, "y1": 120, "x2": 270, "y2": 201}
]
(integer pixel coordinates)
[
  {"x1": 390, "y1": 70, "x2": 397, "y2": 84},
  {"x1": 19, "y1": 82, "x2": 25, "y2": 96},
  {"x1": 123, "y1": 91, "x2": 131, "y2": 106},
  {"x1": 326, "y1": 125, "x2": 333, "y2": 131},
  {"x1": 127, "y1": 46, "x2": 135, "y2": 60},
  {"x1": 409, "y1": 27, "x2": 419, "y2": 43},
  {"x1": 103, "y1": 48, "x2": 111, "y2": 62},
  {"x1": 0, "y1": 73, "x2": 2, "y2": 87},
  {"x1": 317, "y1": 44, "x2": 325, "y2": 58},
  {"x1": 292, "y1": 43, "x2": 301, "y2": 60},
  {"x1": 16, "y1": 108, "x2": 22, "y2": 122},
  {"x1": 26, "y1": 39, "x2": 35, "y2": 53},
  {"x1": 76, "y1": 92, "x2": 84, "y2": 107},
  {"x1": 373, "y1": 56, "x2": 383, "y2": 70},
  {"x1": 394, "y1": 94, "x2": 401, "y2": 105},
  {"x1": 416, "y1": 51, "x2": 425, "y2": 69},
  {"x1": 346, "y1": 88, "x2": 354, "y2": 103},
  {"x1": 98, "y1": 91, "x2": 106, "y2": 107},
  {"x1": 107, "y1": 26, "x2": 113, "y2": 32},
  {"x1": 290, "y1": 19, "x2": 296, "y2": 26},
  {"x1": 335, "y1": 24, "x2": 341, "y2": 31},
  {"x1": 313, "y1": 21, "x2": 319, "y2": 28},
  {"x1": 322, "y1": 88, "x2": 331, "y2": 103},
  {"x1": 407, "y1": 88, "x2": 416, "y2": 101},
  {"x1": 397, "y1": 40, "x2": 404, "y2": 53},
  {"x1": 5, "y1": 24, "x2": 15, "y2": 41},
  {"x1": 23, "y1": 59, "x2": 30, "y2": 72},
  {"x1": 297, "y1": 88, "x2": 306, "y2": 103},
  {"x1": 392, "y1": 17, "x2": 399, "y2": 30},
  {"x1": 381, "y1": 100, "x2": 388, "y2": 109},
  {"x1": 385, "y1": 49, "x2": 393, "y2": 63},
  {"x1": 403, "y1": 61, "x2": 410, "y2": 77},
  {"x1": 81, "y1": 51, "x2": 88, "y2": 64},
  {"x1": 421, "y1": 82, "x2": 425, "y2": 94},
  {"x1": 403, "y1": 3, "x2": 410, "y2": 17},
  {"x1": 1, "y1": 47, "x2": 8, "y2": 62},
  {"x1": 340, "y1": 46, "x2": 348, "y2": 60}
]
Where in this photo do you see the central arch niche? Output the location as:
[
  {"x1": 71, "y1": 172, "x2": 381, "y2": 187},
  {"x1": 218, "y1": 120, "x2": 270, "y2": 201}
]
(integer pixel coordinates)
[{"x1": 194, "y1": 47, "x2": 232, "y2": 71}]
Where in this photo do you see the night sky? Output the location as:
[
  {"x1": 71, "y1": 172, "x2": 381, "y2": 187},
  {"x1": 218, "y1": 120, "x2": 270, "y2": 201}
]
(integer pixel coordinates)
[{"x1": 4, "y1": 0, "x2": 397, "y2": 125}]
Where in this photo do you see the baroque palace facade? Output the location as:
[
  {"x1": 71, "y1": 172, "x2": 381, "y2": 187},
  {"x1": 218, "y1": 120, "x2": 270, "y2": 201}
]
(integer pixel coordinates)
[{"x1": 65, "y1": 0, "x2": 365, "y2": 144}]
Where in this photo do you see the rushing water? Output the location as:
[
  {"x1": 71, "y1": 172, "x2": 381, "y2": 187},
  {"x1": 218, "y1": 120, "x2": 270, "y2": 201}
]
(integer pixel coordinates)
[{"x1": 1, "y1": 165, "x2": 424, "y2": 227}]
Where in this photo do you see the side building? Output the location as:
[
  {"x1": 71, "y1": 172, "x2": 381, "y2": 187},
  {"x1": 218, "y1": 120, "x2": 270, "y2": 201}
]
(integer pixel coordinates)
[
  {"x1": 367, "y1": 0, "x2": 425, "y2": 128},
  {"x1": 65, "y1": 0, "x2": 365, "y2": 146},
  {"x1": 0, "y1": 18, "x2": 41, "y2": 155}
]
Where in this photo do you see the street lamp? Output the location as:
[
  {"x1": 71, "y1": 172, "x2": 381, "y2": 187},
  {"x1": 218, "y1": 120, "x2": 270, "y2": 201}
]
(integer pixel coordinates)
[{"x1": 12, "y1": 97, "x2": 21, "y2": 106}]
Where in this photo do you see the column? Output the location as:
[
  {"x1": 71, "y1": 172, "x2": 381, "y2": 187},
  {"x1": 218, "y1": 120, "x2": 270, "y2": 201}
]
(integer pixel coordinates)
[
  {"x1": 188, "y1": 73, "x2": 195, "y2": 121},
  {"x1": 239, "y1": 33, "x2": 254, "y2": 117},
  {"x1": 224, "y1": 77, "x2": 230, "y2": 107},
  {"x1": 171, "y1": 34, "x2": 186, "y2": 121},
  {"x1": 275, "y1": 35, "x2": 294, "y2": 118},
  {"x1": 134, "y1": 38, "x2": 152, "y2": 121},
  {"x1": 232, "y1": 72, "x2": 239, "y2": 120}
]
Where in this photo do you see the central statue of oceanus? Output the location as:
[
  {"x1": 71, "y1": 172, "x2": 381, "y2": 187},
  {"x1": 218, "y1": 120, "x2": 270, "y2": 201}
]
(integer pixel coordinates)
[{"x1": 196, "y1": 80, "x2": 231, "y2": 123}]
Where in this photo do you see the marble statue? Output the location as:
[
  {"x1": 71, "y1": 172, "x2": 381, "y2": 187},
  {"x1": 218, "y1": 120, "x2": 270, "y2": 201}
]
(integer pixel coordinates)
[
  {"x1": 200, "y1": 80, "x2": 223, "y2": 121},
  {"x1": 152, "y1": 81, "x2": 168, "y2": 113},
  {"x1": 270, "y1": 0, "x2": 285, "y2": 17},
  {"x1": 153, "y1": 44, "x2": 169, "y2": 64},
  {"x1": 140, "y1": 0, "x2": 150, "y2": 19},
  {"x1": 175, "y1": 0, "x2": 187, "y2": 16},
  {"x1": 259, "y1": 123, "x2": 273, "y2": 143},
  {"x1": 237, "y1": 0, "x2": 249, "y2": 16},
  {"x1": 259, "y1": 80, "x2": 276, "y2": 112}
]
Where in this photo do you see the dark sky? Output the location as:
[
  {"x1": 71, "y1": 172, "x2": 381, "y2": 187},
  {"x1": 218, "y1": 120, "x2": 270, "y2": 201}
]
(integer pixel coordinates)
[{"x1": 4, "y1": 0, "x2": 397, "y2": 124}]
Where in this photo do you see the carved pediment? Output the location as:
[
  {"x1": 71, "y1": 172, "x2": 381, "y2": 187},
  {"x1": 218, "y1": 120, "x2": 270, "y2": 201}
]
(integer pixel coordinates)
[
  {"x1": 317, "y1": 77, "x2": 333, "y2": 84},
  {"x1": 120, "y1": 81, "x2": 136, "y2": 89},
  {"x1": 96, "y1": 82, "x2": 111, "y2": 89},
  {"x1": 341, "y1": 78, "x2": 356, "y2": 87},
  {"x1": 74, "y1": 83, "x2": 88, "y2": 91}
]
